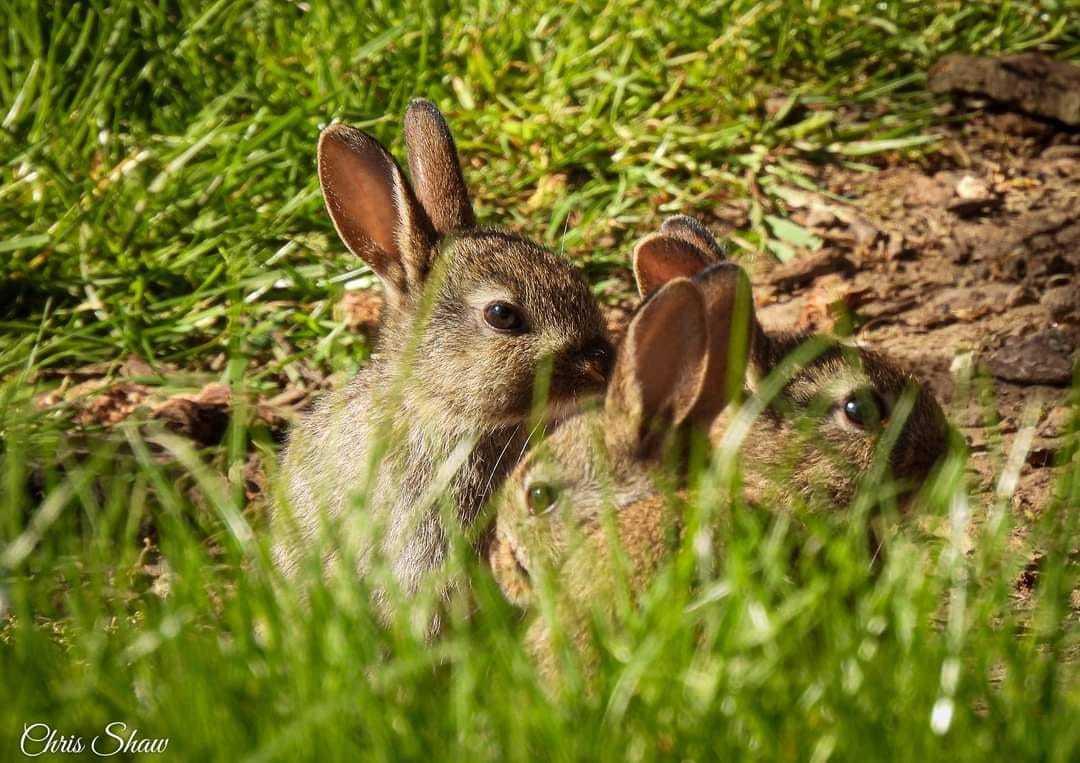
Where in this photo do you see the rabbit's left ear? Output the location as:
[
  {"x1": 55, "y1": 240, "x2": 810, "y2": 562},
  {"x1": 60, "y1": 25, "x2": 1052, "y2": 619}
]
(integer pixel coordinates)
[
  {"x1": 606, "y1": 278, "x2": 710, "y2": 453},
  {"x1": 633, "y1": 216, "x2": 728, "y2": 297},
  {"x1": 404, "y1": 99, "x2": 476, "y2": 235}
]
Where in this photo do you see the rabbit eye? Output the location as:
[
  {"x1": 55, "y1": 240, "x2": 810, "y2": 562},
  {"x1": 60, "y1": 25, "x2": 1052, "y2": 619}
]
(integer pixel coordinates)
[
  {"x1": 841, "y1": 390, "x2": 885, "y2": 430},
  {"x1": 483, "y1": 301, "x2": 527, "y2": 334},
  {"x1": 526, "y1": 483, "x2": 559, "y2": 515}
]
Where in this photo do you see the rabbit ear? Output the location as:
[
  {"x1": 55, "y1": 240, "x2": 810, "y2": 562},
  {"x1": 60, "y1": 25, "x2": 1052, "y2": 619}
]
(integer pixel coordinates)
[
  {"x1": 318, "y1": 124, "x2": 437, "y2": 302},
  {"x1": 632, "y1": 233, "x2": 711, "y2": 298},
  {"x1": 606, "y1": 278, "x2": 710, "y2": 452},
  {"x1": 688, "y1": 263, "x2": 757, "y2": 423},
  {"x1": 660, "y1": 215, "x2": 725, "y2": 259},
  {"x1": 404, "y1": 99, "x2": 476, "y2": 235}
]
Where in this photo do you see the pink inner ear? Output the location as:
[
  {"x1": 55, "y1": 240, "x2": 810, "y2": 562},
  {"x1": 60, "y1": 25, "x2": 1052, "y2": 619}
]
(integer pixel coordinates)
[
  {"x1": 633, "y1": 235, "x2": 710, "y2": 296},
  {"x1": 689, "y1": 263, "x2": 755, "y2": 422},
  {"x1": 318, "y1": 126, "x2": 400, "y2": 260}
]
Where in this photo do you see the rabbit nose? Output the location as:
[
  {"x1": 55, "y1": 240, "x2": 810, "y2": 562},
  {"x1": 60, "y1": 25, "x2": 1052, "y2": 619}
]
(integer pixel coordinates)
[
  {"x1": 582, "y1": 361, "x2": 606, "y2": 385},
  {"x1": 578, "y1": 341, "x2": 613, "y2": 385}
]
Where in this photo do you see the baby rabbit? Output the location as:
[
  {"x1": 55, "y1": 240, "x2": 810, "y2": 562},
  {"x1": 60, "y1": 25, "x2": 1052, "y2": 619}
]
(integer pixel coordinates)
[
  {"x1": 490, "y1": 217, "x2": 951, "y2": 677},
  {"x1": 633, "y1": 215, "x2": 950, "y2": 511},
  {"x1": 274, "y1": 100, "x2": 613, "y2": 622},
  {"x1": 490, "y1": 276, "x2": 718, "y2": 678}
]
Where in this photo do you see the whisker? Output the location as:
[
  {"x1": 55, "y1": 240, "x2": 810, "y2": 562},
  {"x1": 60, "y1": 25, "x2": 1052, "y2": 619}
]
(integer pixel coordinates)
[
  {"x1": 483, "y1": 418, "x2": 547, "y2": 500},
  {"x1": 484, "y1": 430, "x2": 520, "y2": 499},
  {"x1": 517, "y1": 419, "x2": 547, "y2": 464}
]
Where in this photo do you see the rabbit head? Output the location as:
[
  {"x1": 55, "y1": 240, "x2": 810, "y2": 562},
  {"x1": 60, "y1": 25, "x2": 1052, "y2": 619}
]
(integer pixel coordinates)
[
  {"x1": 633, "y1": 215, "x2": 950, "y2": 511},
  {"x1": 318, "y1": 100, "x2": 612, "y2": 430}
]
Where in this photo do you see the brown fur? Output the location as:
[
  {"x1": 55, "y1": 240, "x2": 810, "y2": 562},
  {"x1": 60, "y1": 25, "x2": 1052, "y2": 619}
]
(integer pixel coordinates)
[
  {"x1": 274, "y1": 101, "x2": 612, "y2": 625},
  {"x1": 730, "y1": 338, "x2": 948, "y2": 510}
]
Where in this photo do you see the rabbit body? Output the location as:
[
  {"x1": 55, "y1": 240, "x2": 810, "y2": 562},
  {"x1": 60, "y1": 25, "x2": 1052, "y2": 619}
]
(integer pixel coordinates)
[
  {"x1": 274, "y1": 102, "x2": 612, "y2": 613},
  {"x1": 280, "y1": 358, "x2": 527, "y2": 597}
]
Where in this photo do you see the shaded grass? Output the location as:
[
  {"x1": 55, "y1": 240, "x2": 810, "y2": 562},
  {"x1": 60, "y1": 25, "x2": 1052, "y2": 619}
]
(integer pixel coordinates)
[{"x1": 1, "y1": 1, "x2": 1079, "y2": 760}]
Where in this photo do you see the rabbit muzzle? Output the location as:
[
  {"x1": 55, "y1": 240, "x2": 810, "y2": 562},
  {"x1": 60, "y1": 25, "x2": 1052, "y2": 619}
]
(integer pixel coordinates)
[
  {"x1": 490, "y1": 524, "x2": 534, "y2": 606},
  {"x1": 548, "y1": 338, "x2": 614, "y2": 404}
]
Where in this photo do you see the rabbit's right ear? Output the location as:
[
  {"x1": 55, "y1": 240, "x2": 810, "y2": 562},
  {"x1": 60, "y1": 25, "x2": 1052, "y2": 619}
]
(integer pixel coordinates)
[
  {"x1": 403, "y1": 99, "x2": 476, "y2": 235},
  {"x1": 688, "y1": 263, "x2": 757, "y2": 423},
  {"x1": 606, "y1": 278, "x2": 710, "y2": 453},
  {"x1": 632, "y1": 233, "x2": 711, "y2": 298},
  {"x1": 318, "y1": 124, "x2": 437, "y2": 303}
]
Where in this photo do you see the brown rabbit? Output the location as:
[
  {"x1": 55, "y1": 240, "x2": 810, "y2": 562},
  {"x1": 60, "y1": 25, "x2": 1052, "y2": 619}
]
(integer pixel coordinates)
[
  {"x1": 490, "y1": 217, "x2": 951, "y2": 677},
  {"x1": 274, "y1": 100, "x2": 613, "y2": 623},
  {"x1": 633, "y1": 215, "x2": 950, "y2": 511},
  {"x1": 490, "y1": 276, "x2": 715, "y2": 678}
]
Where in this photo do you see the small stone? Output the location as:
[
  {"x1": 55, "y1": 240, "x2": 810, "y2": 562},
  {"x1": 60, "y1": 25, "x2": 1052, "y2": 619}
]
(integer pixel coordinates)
[
  {"x1": 956, "y1": 175, "x2": 991, "y2": 200},
  {"x1": 1042, "y1": 286, "x2": 1080, "y2": 322},
  {"x1": 986, "y1": 328, "x2": 1076, "y2": 386},
  {"x1": 948, "y1": 186, "x2": 1001, "y2": 217}
]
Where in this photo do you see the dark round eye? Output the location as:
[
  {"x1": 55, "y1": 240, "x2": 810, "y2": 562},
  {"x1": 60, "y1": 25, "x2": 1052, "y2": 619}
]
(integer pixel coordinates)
[
  {"x1": 483, "y1": 301, "x2": 527, "y2": 334},
  {"x1": 526, "y1": 483, "x2": 559, "y2": 515},
  {"x1": 842, "y1": 391, "x2": 885, "y2": 429}
]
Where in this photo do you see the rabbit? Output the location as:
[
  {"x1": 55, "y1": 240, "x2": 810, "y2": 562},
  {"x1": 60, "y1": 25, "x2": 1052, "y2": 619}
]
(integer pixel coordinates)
[
  {"x1": 490, "y1": 216, "x2": 951, "y2": 677},
  {"x1": 489, "y1": 276, "x2": 716, "y2": 679},
  {"x1": 273, "y1": 99, "x2": 614, "y2": 626},
  {"x1": 632, "y1": 215, "x2": 950, "y2": 511}
]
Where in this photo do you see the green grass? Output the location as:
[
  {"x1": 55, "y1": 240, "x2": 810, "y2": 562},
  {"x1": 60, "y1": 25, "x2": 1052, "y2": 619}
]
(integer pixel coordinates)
[{"x1": 1, "y1": 1, "x2": 1078, "y2": 760}]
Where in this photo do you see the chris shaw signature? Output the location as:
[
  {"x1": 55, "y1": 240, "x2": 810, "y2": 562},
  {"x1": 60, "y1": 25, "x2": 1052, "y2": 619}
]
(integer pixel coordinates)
[{"x1": 20, "y1": 722, "x2": 169, "y2": 757}]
